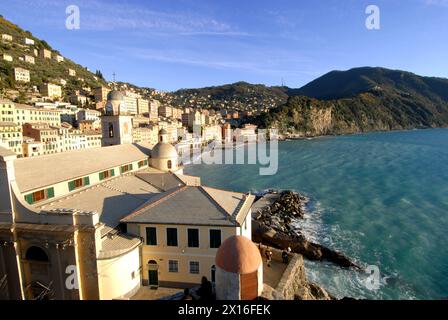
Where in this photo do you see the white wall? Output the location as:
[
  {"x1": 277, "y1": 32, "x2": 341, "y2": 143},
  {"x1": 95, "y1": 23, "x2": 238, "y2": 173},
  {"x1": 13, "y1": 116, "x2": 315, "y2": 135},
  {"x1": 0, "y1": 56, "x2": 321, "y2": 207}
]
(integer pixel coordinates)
[{"x1": 97, "y1": 246, "x2": 141, "y2": 300}]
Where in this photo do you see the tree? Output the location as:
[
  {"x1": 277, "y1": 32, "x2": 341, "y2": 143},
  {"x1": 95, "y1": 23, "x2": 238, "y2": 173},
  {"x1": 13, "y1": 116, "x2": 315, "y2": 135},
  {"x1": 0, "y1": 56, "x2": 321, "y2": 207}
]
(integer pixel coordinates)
[{"x1": 95, "y1": 70, "x2": 105, "y2": 81}]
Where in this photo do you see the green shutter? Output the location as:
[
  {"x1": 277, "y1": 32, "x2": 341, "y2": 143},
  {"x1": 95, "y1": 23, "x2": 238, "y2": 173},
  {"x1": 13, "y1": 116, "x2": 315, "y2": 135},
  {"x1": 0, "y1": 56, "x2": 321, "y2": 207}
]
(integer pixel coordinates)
[
  {"x1": 47, "y1": 187, "x2": 55, "y2": 199},
  {"x1": 120, "y1": 166, "x2": 124, "y2": 174},
  {"x1": 83, "y1": 176, "x2": 90, "y2": 186},
  {"x1": 144, "y1": 160, "x2": 148, "y2": 166},
  {"x1": 99, "y1": 171, "x2": 104, "y2": 181},
  {"x1": 24, "y1": 194, "x2": 33, "y2": 204},
  {"x1": 110, "y1": 169, "x2": 115, "y2": 177},
  {"x1": 68, "y1": 180, "x2": 76, "y2": 191},
  {"x1": 130, "y1": 163, "x2": 133, "y2": 170}
]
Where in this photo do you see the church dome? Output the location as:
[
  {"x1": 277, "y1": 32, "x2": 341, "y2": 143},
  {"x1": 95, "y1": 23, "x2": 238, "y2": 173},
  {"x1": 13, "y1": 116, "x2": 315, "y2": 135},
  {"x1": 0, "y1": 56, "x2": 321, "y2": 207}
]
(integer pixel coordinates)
[
  {"x1": 151, "y1": 142, "x2": 178, "y2": 159},
  {"x1": 107, "y1": 90, "x2": 124, "y2": 101},
  {"x1": 215, "y1": 236, "x2": 262, "y2": 274},
  {"x1": 159, "y1": 128, "x2": 168, "y2": 135}
]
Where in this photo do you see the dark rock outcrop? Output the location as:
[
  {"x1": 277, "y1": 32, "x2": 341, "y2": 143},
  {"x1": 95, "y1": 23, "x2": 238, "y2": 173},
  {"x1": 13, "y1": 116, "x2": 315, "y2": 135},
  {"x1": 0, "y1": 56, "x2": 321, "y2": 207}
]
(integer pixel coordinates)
[{"x1": 253, "y1": 191, "x2": 360, "y2": 270}]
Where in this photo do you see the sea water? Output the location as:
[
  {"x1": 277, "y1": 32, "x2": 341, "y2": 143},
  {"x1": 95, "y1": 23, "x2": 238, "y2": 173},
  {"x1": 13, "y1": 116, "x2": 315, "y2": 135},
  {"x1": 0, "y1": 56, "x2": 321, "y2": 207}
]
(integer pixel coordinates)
[{"x1": 184, "y1": 129, "x2": 448, "y2": 300}]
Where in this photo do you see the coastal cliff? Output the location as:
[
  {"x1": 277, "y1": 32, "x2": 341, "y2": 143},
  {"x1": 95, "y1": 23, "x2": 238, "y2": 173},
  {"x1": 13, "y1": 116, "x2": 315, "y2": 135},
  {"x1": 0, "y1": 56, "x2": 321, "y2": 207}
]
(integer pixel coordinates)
[{"x1": 255, "y1": 67, "x2": 448, "y2": 137}]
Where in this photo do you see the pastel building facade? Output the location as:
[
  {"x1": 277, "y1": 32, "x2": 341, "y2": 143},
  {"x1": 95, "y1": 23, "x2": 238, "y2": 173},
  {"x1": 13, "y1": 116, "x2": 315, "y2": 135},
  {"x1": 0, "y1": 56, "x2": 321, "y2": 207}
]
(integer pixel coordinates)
[{"x1": 14, "y1": 68, "x2": 30, "y2": 83}]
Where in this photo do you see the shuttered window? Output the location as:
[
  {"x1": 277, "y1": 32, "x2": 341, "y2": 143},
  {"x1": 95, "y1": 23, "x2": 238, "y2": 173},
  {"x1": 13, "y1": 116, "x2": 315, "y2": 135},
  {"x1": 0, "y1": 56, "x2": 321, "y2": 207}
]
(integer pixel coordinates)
[
  {"x1": 68, "y1": 177, "x2": 90, "y2": 191},
  {"x1": 24, "y1": 187, "x2": 55, "y2": 204},
  {"x1": 99, "y1": 169, "x2": 115, "y2": 181},
  {"x1": 120, "y1": 164, "x2": 133, "y2": 173}
]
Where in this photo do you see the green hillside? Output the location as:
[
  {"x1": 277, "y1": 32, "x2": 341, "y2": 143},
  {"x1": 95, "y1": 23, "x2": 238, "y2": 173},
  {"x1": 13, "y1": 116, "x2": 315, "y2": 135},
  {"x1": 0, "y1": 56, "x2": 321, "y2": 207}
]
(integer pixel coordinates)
[
  {"x1": 0, "y1": 15, "x2": 106, "y2": 102},
  {"x1": 257, "y1": 67, "x2": 448, "y2": 136}
]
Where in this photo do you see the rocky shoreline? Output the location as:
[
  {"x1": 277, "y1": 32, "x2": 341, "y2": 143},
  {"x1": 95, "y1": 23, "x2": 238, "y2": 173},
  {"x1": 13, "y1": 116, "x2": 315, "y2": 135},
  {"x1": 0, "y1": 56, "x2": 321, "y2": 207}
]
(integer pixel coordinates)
[{"x1": 252, "y1": 190, "x2": 361, "y2": 269}]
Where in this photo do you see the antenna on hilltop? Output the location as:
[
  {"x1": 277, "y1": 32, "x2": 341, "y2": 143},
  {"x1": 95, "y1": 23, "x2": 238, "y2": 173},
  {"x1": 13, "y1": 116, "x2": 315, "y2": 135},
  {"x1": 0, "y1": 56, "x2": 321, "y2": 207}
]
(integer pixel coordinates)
[
  {"x1": 281, "y1": 78, "x2": 285, "y2": 87},
  {"x1": 112, "y1": 72, "x2": 116, "y2": 82}
]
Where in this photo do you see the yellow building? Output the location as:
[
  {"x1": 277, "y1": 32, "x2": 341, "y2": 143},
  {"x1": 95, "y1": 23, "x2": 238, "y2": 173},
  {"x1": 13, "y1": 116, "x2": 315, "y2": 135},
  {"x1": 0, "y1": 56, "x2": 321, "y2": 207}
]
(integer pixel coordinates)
[
  {"x1": 149, "y1": 99, "x2": 160, "y2": 122},
  {"x1": 133, "y1": 126, "x2": 159, "y2": 146},
  {"x1": 93, "y1": 86, "x2": 110, "y2": 104},
  {"x1": 39, "y1": 83, "x2": 62, "y2": 99},
  {"x1": 122, "y1": 184, "x2": 253, "y2": 288},
  {"x1": 14, "y1": 104, "x2": 62, "y2": 127},
  {"x1": 158, "y1": 105, "x2": 173, "y2": 118},
  {"x1": 0, "y1": 122, "x2": 23, "y2": 156},
  {"x1": 123, "y1": 94, "x2": 138, "y2": 115},
  {"x1": 137, "y1": 98, "x2": 149, "y2": 115},
  {"x1": 23, "y1": 123, "x2": 62, "y2": 155},
  {"x1": 0, "y1": 100, "x2": 15, "y2": 122},
  {"x1": 39, "y1": 48, "x2": 52, "y2": 59},
  {"x1": 14, "y1": 67, "x2": 30, "y2": 83}
]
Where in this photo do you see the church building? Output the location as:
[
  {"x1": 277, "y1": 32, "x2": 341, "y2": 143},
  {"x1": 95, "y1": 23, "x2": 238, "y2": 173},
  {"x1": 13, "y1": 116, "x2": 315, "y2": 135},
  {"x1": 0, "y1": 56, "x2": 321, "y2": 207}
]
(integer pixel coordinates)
[{"x1": 0, "y1": 96, "x2": 256, "y2": 299}]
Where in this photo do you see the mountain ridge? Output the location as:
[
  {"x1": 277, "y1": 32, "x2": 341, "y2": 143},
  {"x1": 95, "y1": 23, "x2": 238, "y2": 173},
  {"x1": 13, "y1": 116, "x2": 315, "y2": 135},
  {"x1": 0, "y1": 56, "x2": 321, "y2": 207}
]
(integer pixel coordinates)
[{"x1": 256, "y1": 67, "x2": 448, "y2": 136}]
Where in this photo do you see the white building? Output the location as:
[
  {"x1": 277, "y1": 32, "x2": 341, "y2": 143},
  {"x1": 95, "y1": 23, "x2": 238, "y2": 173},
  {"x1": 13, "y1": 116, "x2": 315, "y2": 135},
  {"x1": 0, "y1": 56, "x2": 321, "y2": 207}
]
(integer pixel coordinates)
[
  {"x1": 2, "y1": 54, "x2": 13, "y2": 62},
  {"x1": 23, "y1": 55, "x2": 35, "y2": 64},
  {"x1": 14, "y1": 68, "x2": 30, "y2": 83},
  {"x1": 24, "y1": 38, "x2": 35, "y2": 45},
  {"x1": 77, "y1": 109, "x2": 101, "y2": 122},
  {"x1": 1, "y1": 34, "x2": 13, "y2": 42}
]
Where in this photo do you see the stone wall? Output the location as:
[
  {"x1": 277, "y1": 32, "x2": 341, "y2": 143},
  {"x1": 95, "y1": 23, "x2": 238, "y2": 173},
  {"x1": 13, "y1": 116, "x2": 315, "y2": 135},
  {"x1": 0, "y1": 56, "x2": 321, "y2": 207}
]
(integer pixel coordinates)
[{"x1": 262, "y1": 252, "x2": 332, "y2": 300}]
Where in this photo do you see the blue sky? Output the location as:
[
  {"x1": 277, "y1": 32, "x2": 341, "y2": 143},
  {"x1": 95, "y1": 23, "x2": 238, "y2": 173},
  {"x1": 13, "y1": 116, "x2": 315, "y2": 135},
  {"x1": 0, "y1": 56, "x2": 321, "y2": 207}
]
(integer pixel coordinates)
[{"x1": 1, "y1": 0, "x2": 448, "y2": 91}]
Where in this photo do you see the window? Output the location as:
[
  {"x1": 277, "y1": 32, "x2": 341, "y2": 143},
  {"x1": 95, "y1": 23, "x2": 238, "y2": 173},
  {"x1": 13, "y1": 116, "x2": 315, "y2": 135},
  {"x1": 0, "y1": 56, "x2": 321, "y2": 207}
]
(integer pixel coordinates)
[
  {"x1": 68, "y1": 176, "x2": 90, "y2": 191},
  {"x1": 168, "y1": 260, "x2": 178, "y2": 273},
  {"x1": 99, "y1": 169, "x2": 115, "y2": 181},
  {"x1": 120, "y1": 164, "x2": 133, "y2": 174},
  {"x1": 187, "y1": 229, "x2": 199, "y2": 248},
  {"x1": 166, "y1": 228, "x2": 178, "y2": 247},
  {"x1": 189, "y1": 261, "x2": 200, "y2": 274},
  {"x1": 138, "y1": 160, "x2": 149, "y2": 168},
  {"x1": 25, "y1": 246, "x2": 49, "y2": 262},
  {"x1": 167, "y1": 160, "x2": 172, "y2": 169},
  {"x1": 108, "y1": 123, "x2": 114, "y2": 138},
  {"x1": 209, "y1": 229, "x2": 221, "y2": 249},
  {"x1": 146, "y1": 227, "x2": 157, "y2": 246},
  {"x1": 24, "y1": 187, "x2": 55, "y2": 205}
]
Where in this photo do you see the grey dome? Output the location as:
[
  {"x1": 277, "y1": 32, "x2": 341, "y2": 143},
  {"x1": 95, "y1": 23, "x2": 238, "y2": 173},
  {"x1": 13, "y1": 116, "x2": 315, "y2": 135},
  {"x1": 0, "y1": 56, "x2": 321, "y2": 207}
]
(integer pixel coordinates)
[
  {"x1": 151, "y1": 142, "x2": 178, "y2": 159},
  {"x1": 107, "y1": 90, "x2": 124, "y2": 101}
]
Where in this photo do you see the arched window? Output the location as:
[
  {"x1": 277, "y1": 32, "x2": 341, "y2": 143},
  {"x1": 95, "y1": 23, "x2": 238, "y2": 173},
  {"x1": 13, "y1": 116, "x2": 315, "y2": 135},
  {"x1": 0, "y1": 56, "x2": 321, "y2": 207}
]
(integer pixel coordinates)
[
  {"x1": 25, "y1": 246, "x2": 49, "y2": 262},
  {"x1": 167, "y1": 160, "x2": 172, "y2": 169},
  {"x1": 108, "y1": 123, "x2": 114, "y2": 138}
]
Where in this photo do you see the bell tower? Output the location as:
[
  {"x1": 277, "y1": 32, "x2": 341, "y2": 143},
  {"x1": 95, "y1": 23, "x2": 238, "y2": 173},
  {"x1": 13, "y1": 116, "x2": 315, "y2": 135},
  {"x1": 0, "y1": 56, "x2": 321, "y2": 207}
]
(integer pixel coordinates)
[{"x1": 101, "y1": 91, "x2": 133, "y2": 146}]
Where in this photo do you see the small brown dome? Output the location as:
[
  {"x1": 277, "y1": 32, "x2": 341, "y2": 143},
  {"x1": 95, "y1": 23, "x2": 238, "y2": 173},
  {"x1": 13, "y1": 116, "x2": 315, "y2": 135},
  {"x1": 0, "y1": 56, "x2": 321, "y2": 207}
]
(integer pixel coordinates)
[{"x1": 215, "y1": 236, "x2": 262, "y2": 274}]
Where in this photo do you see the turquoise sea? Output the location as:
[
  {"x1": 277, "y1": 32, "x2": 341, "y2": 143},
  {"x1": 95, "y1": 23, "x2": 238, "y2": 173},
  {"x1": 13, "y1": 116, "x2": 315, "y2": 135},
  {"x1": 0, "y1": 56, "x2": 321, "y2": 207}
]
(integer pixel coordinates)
[{"x1": 184, "y1": 129, "x2": 448, "y2": 300}]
